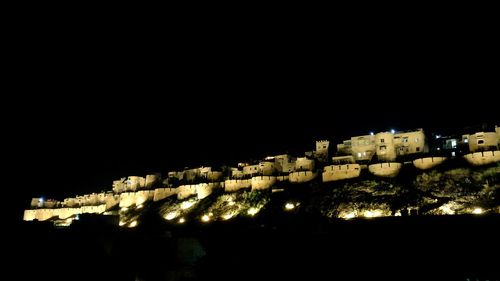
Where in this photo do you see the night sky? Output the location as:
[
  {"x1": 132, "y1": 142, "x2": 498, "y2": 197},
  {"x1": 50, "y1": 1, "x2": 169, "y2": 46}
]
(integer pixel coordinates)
[{"x1": 7, "y1": 21, "x2": 499, "y2": 217}]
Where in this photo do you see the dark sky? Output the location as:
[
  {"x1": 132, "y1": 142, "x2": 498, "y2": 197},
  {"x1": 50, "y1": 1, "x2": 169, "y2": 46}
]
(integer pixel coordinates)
[{"x1": 7, "y1": 18, "x2": 499, "y2": 213}]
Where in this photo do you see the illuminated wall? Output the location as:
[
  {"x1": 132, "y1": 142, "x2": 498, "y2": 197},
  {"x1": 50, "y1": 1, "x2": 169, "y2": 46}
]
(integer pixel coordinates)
[
  {"x1": 177, "y1": 185, "x2": 197, "y2": 200},
  {"x1": 224, "y1": 179, "x2": 251, "y2": 192},
  {"x1": 464, "y1": 151, "x2": 500, "y2": 166},
  {"x1": 153, "y1": 188, "x2": 177, "y2": 201},
  {"x1": 394, "y1": 129, "x2": 425, "y2": 155},
  {"x1": 350, "y1": 135, "x2": 376, "y2": 161},
  {"x1": 468, "y1": 132, "x2": 499, "y2": 152},
  {"x1": 251, "y1": 176, "x2": 276, "y2": 190},
  {"x1": 413, "y1": 157, "x2": 446, "y2": 170},
  {"x1": 119, "y1": 190, "x2": 154, "y2": 208},
  {"x1": 375, "y1": 132, "x2": 396, "y2": 161},
  {"x1": 295, "y1": 157, "x2": 314, "y2": 171},
  {"x1": 322, "y1": 164, "x2": 361, "y2": 182},
  {"x1": 289, "y1": 171, "x2": 317, "y2": 183},
  {"x1": 368, "y1": 162, "x2": 402, "y2": 178}
]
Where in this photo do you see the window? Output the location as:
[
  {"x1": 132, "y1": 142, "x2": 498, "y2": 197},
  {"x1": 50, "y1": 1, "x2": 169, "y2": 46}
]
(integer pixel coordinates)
[
  {"x1": 478, "y1": 139, "x2": 484, "y2": 145},
  {"x1": 379, "y1": 145, "x2": 386, "y2": 151},
  {"x1": 363, "y1": 152, "x2": 367, "y2": 156},
  {"x1": 380, "y1": 139, "x2": 385, "y2": 143},
  {"x1": 451, "y1": 151, "x2": 456, "y2": 157},
  {"x1": 323, "y1": 146, "x2": 327, "y2": 149},
  {"x1": 415, "y1": 138, "x2": 419, "y2": 143},
  {"x1": 451, "y1": 140, "x2": 457, "y2": 148},
  {"x1": 416, "y1": 147, "x2": 420, "y2": 152},
  {"x1": 357, "y1": 152, "x2": 362, "y2": 158},
  {"x1": 403, "y1": 137, "x2": 408, "y2": 143}
]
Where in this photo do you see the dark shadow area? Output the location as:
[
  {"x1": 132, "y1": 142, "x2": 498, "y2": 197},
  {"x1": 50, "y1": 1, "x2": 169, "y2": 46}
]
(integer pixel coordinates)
[{"x1": 15, "y1": 214, "x2": 499, "y2": 281}]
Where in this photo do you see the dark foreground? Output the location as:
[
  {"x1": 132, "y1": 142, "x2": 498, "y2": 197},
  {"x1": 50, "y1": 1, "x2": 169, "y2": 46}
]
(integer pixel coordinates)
[{"x1": 15, "y1": 215, "x2": 499, "y2": 281}]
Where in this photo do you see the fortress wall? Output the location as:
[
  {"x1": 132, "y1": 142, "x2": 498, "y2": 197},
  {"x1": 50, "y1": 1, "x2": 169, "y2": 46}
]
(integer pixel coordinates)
[
  {"x1": 251, "y1": 176, "x2": 276, "y2": 190},
  {"x1": 196, "y1": 183, "x2": 213, "y2": 199},
  {"x1": 224, "y1": 179, "x2": 251, "y2": 192},
  {"x1": 322, "y1": 164, "x2": 361, "y2": 182},
  {"x1": 277, "y1": 175, "x2": 289, "y2": 182},
  {"x1": 368, "y1": 162, "x2": 402, "y2": 178},
  {"x1": 80, "y1": 204, "x2": 106, "y2": 215},
  {"x1": 289, "y1": 171, "x2": 317, "y2": 183},
  {"x1": 413, "y1": 157, "x2": 447, "y2": 170},
  {"x1": 153, "y1": 188, "x2": 177, "y2": 201},
  {"x1": 145, "y1": 174, "x2": 160, "y2": 189},
  {"x1": 207, "y1": 171, "x2": 223, "y2": 181},
  {"x1": 177, "y1": 185, "x2": 197, "y2": 200},
  {"x1": 464, "y1": 151, "x2": 500, "y2": 166}
]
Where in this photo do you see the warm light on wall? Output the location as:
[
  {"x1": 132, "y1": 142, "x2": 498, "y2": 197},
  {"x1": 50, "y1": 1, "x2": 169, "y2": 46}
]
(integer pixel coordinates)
[
  {"x1": 181, "y1": 201, "x2": 195, "y2": 210},
  {"x1": 364, "y1": 210, "x2": 382, "y2": 218},
  {"x1": 472, "y1": 208, "x2": 483, "y2": 215},
  {"x1": 341, "y1": 212, "x2": 356, "y2": 219},
  {"x1": 285, "y1": 203, "x2": 295, "y2": 210},
  {"x1": 129, "y1": 221, "x2": 138, "y2": 228},
  {"x1": 247, "y1": 208, "x2": 260, "y2": 216},
  {"x1": 178, "y1": 217, "x2": 185, "y2": 224},
  {"x1": 201, "y1": 215, "x2": 210, "y2": 222},
  {"x1": 222, "y1": 213, "x2": 235, "y2": 220},
  {"x1": 136, "y1": 204, "x2": 143, "y2": 209},
  {"x1": 164, "y1": 211, "x2": 179, "y2": 220}
]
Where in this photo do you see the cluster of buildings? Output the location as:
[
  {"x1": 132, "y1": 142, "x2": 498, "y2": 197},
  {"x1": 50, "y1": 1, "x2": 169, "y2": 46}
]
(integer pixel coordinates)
[{"x1": 24, "y1": 125, "x2": 500, "y2": 224}]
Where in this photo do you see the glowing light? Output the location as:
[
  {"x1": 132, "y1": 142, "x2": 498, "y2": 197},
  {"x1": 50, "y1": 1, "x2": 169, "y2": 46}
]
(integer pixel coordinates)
[
  {"x1": 285, "y1": 203, "x2": 295, "y2": 210},
  {"x1": 391, "y1": 129, "x2": 395, "y2": 134},
  {"x1": 201, "y1": 215, "x2": 210, "y2": 222},
  {"x1": 472, "y1": 208, "x2": 483, "y2": 215},
  {"x1": 435, "y1": 135, "x2": 441, "y2": 139},
  {"x1": 121, "y1": 207, "x2": 129, "y2": 212},
  {"x1": 75, "y1": 214, "x2": 80, "y2": 220},
  {"x1": 364, "y1": 210, "x2": 383, "y2": 218},
  {"x1": 247, "y1": 208, "x2": 260, "y2": 216},
  {"x1": 370, "y1": 132, "x2": 374, "y2": 135},
  {"x1": 164, "y1": 211, "x2": 179, "y2": 220},
  {"x1": 178, "y1": 217, "x2": 185, "y2": 224},
  {"x1": 341, "y1": 212, "x2": 356, "y2": 219},
  {"x1": 228, "y1": 201, "x2": 235, "y2": 206},
  {"x1": 394, "y1": 211, "x2": 401, "y2": 217},
  {"x1": 265, "y1": 156, "x2": 275, "y2": 160},
  {"x1": 181, "y1": 201, "x2": 195, "y2": 210},
  {"x1": 438, "y1": 204, "x2": 454, "y2": 215},
  {"x1": 136, "y1": 204, "x2": 143, "y2": 209},
  {"x1": 222, "y1": 213, "x2": 235, "y2": 220},
  {"x1": 129, "y1": 221, "x2": 138, "y2": 228},
  {"x1": 119, "y1": 221, "x2": 126, "y2": 226}
]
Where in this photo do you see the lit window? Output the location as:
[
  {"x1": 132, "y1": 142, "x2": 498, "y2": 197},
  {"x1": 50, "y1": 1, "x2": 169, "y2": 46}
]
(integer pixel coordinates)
[
  {"x1": 363, "y1": 152, "x2": 366, "y2": 156},
  {"x1": 451, "y1": 151, "x2": 456, "y2": 157},
  {"x1": 357, "y1": 153, "x2": 362, "y2": 158},
  {"x1": 415, "y1": 138, "x2": 419, "y2": 143},
  {"x1": 451, "y1": 140, "x2": 457, "y2": 148}
]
